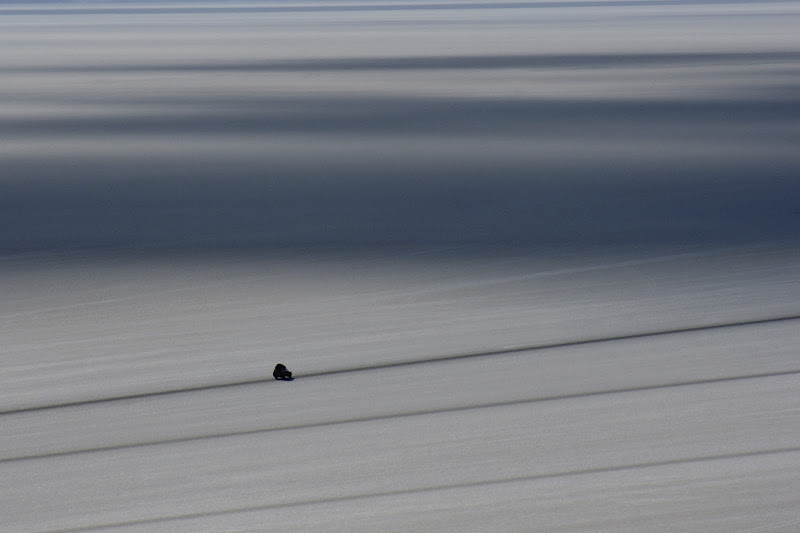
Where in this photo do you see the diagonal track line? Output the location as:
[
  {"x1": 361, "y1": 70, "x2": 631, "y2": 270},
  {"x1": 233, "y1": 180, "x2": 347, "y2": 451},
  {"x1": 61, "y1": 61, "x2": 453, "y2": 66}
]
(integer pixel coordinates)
[
  {"x1": 2, "y1": 368, "x2": 798, "y2": 465},
  {"x1": 300, "y1": 314, "x2": 800, "y2": 378},
  {"x1": 39, "y1": 446, "x2": 800, "y2": 533},
  {"x1": 2, "y1": 313, "x2": 799, "y2": 417},
  {"x1": 5, "y1": 2, "x2": 800, "y2": 18}
]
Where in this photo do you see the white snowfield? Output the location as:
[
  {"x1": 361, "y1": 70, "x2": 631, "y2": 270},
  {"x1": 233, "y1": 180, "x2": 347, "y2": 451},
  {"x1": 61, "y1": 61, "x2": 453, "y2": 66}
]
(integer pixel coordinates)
[
  {"x1": 1, "y1": 246, "x2": 799, "y2": 532},
  {"x1": 2, "y1": 0, "x2": 800, "y2": 531}
]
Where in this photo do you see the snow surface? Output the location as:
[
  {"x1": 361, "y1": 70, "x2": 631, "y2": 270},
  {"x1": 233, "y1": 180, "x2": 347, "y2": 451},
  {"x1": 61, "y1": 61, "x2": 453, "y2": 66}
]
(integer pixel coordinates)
[
  {"x1": 2, "y1": 246, "x2": 799, "y2": 532},
  {"x1": 1, "y1": 0, "x2": 800, "y2": 531}
]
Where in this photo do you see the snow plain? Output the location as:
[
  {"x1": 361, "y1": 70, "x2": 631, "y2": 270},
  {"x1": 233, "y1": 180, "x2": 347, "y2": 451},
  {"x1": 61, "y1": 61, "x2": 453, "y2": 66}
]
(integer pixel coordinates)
[
  {"x1": 2, "y1": 246, "x2": 799, "y2": 532},
  {"x1": 2, "y1": 0, "x2": 800, "y2": 531}
]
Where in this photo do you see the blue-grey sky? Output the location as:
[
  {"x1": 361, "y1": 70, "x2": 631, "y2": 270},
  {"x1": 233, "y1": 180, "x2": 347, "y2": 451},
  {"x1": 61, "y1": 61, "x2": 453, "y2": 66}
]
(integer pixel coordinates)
[{"x1": 1, "y1": 0, "x2": 798, "y2": 252}]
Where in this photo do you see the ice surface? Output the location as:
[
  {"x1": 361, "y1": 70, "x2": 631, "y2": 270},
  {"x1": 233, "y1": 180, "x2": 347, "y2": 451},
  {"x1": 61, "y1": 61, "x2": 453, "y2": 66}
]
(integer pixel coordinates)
[{"x1": 1, "y1": 0, "x2": 799, "y2": 531}]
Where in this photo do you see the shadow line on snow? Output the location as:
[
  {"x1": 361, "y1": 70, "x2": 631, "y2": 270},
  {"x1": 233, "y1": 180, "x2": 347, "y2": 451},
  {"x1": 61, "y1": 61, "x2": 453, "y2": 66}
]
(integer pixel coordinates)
[
  {"x1": 7, "y1": 51, "x2": 800, "y2": 74},
  {"x1": 2, "y1": 313, "x2": 799, "y2": 418},
  {"x1": 39, "y1": 446, "x2": 800, "y2": 533},
  {"x1": 2, "y1": 368, "x2": 798, "y2": 465},
  {"x1": 4, "y1": 2, "x2": 800, "y2": 17}
]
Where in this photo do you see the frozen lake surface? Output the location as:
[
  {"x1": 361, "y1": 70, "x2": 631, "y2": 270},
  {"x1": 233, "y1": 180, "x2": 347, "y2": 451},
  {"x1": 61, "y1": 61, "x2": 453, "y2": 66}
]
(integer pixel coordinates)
[{"x1": 1, "y1": 0, "x2": 799, "y2": 531}]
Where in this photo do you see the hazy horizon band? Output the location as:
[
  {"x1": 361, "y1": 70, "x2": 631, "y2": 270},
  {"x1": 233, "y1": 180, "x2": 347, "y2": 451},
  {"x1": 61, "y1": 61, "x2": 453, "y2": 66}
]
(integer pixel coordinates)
[{"x1": 1, "y1": 0, "x2": 798, "y2": 252}]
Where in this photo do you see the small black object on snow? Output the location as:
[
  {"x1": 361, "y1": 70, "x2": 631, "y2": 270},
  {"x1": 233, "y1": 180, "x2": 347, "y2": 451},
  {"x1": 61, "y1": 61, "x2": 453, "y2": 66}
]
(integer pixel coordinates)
[{"x1": 273, "y1": 363, "x2": 293, "y2": 380}]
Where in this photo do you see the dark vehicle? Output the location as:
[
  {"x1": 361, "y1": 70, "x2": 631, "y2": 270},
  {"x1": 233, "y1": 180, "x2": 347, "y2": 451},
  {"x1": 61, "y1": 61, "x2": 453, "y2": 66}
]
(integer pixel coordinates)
[{"x1": 273, "y1": 363, "x2": 293, "y2": 380}]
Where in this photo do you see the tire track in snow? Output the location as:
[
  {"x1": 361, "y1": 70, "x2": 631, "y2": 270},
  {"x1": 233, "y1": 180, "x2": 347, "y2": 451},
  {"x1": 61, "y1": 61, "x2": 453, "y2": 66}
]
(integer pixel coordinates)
[
  {"x1": 2, "y1": 368, "x2": 798, "y2": 465},
  {"x1": 37, "y1": 446, "x2": 800, "y2": 533},
  {"x1": 2, "y1": 313, "x2": 799, "y2": 417}
]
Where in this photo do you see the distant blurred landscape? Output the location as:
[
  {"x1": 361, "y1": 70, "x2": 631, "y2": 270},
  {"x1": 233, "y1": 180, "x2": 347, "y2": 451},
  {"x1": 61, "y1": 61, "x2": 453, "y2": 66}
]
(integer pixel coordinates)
[{"x1": 2, "y1": 0, "x2": 798, "y2": 253}]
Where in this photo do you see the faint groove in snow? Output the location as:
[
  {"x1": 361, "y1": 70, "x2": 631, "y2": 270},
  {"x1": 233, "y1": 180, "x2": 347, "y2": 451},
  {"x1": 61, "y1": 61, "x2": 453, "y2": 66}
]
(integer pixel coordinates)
[
  {"x1": 1, "y1": 313, "x2": 799, "y2": 417},
  {"x1": 38, "y1": 446, "x2": 800, "y2": 533},
  {"x1": 0, "y1": 249, "x2": 707, "y2": 319},
  {"x1": 1, "y1": 369, "x2": 798, "y2": 465},
  {"x1": 5, "y1": 51, "x2": 800, "y2": 73},
  {"x1": 5, "y1": 1, "x2": 800, "y2": 20}
]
